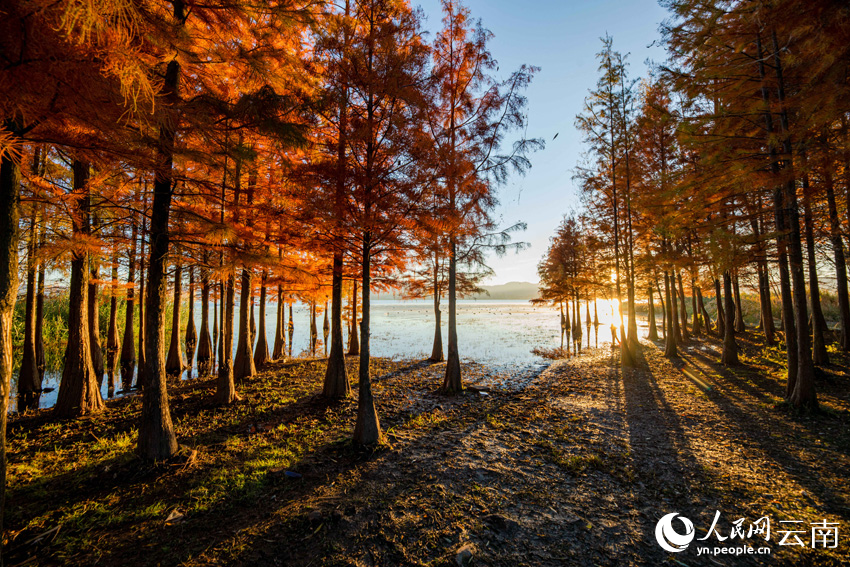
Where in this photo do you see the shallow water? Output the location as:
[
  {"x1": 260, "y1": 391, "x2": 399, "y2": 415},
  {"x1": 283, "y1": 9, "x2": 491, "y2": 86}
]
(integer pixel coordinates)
[{"x1": 13, "y1": 299, "x2": 635, "y2": 412}]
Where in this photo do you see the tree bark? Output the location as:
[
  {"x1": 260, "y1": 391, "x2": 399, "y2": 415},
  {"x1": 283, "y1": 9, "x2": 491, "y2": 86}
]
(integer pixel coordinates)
[
  {"x1": 732, "y1": 271, "x2": 745, "y2": 333},
  {"x1": 714, "y1": 278, "x2": 725, "y2": 338},
  {"x1": 185, "y1": 266, "x2": 197, "y2": 377},
  {"x1": 348, "y1": 280, "x2": 359, "y2": 355},
  {"x1": 353, "y1": 233, "x2": 382, "y2": 444},
  {"x1": 165, "y1": 264, "x2": 185, "y2": 377},
  {"x1": 430, "y1": 263, "x2": 443, "y2": 361},
  {"x1": 89, "y1": 246, "x2": 104, "y2": 388},
  {"x1": 648, "y1": 286, "x2": 658, "y2": 341},
  {"x1": 272, "y1": 283, "x2": 285, "y2": 361},
  {"x1": 0, "y1": 130, "x2": 23, "y2": 548},
  {"x1": 35, "y1": 203, "x2": 47, "y2": 386},
  {"x1": 55, "y1": 160, "x2": 105, "y2": 418},
  {"x1": 823, "y1": 150, "x2": 850, "y2": 352},
  {"x1": 801, "y1": 164, "x2": 828, "y2": 364},
  {"x1": 664, "y1": 270, "x2": 677, "y2": 358},
  {"x1": 120, "y1": 210, "x2": 138, "y2": 391},
  {"x1": 288, "y1": 303, "x2": 294, "y2": 357},
  {"x1": 233, "y1": 268, "x2": 256, "y2": 382},
  {"x1": 324, "y1": 254, "x2": 349, "y2": 397},
  {"x1": 106, "y1": 246, "x2": 120, "y2": 397},
  {"x1": 691, "y1": 278, "x2": 701, "y2": 336},
  {"x1": 214, "y1": 272, "x2": 239, "y2": 404},
  {"x1": 254, "y1": 271, "x2": 270, "y2": 369},
  {"x1": 677, "y1": 271, "x2": 689, "y2": 341},
  {"x1": 698, "y1": 287, "x2": 712, "y2": 334},
  {"x1": 136, "y1": 208, "x2": 147, "y2": 388},
  {"x1": 196, "y1": 261, "x2": 213, "y2": 375},
  {"x1": 721, "y1": 270, "x2": 739, "y2": 366},
  {"x1": 137, "y1": 9, "x2": 184, "y2": 459},
  {"x1": 17, "y1": 202, "x2": 39, "y2": 411},
  {"x1": 442, "y1": 239, "x2": 462, "y2": 392}
]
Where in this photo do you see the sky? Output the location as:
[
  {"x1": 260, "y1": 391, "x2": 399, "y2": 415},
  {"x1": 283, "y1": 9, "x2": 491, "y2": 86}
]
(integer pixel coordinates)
[{"x1": 414, "y1": 0, "x2": 670, "y2": 285}]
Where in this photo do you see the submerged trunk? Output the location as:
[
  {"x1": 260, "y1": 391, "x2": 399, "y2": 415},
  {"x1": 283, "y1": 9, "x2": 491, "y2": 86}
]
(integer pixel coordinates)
[
  {"x1": 55, "y1": 160, "x2": 104, "y2": 418},
  {"x1": 254, "y1": 271, "x2": 270, "y2": 369},
  {"x1": 323, "y1": 254, "x2": 349, "y2": 397},
  {"x1": 165, "y1": 264, "x2": 185, "y2": 377},
  {"x1": 353, "y1": 233, "x2": 382, "y2": 444},
  {"x1": 106, "y1": 247, "x2": 120, "y2": 397},
  {"x1": 233, "y1": 268, "x2": 255, "y2": 382},
  {"x1": 120, "y1": 213, "x2": 138, "y2": 390},
  {"x1": 721, "y1": 270, "x2": 739, "y2": 366},
  {"x1": 17, "y1": 206, "x2": 40, "y2": 411},
  {"x1": 197, "y1": 264, "x2": 213, "y2": 376},
  {"x1": 185, "y1": 266, "x2": 197, "y2": 377},
  {"x1": 215, "y1": 273, "x2": 239, "y2": 404}
]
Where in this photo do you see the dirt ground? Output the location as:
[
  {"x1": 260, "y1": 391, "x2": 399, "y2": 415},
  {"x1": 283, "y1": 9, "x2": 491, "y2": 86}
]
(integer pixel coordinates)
[{"x1": 6, "y1": 331, "x2": 850, "y2": 566}]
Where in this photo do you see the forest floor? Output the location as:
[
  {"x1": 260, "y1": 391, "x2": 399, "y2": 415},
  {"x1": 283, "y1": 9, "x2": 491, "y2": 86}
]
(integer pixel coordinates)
[{"x1": 6, "y1": 330, "x2": 850, "y2": 566}]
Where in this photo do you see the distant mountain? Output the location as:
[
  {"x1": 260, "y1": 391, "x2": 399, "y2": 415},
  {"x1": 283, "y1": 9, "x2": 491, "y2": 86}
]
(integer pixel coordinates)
[
  {"x1": 470, "y1": 281, "x2": 540, "y2": 300},
  {"x1": 373, "y1": 281, "x2": 540, "y2": 301}
]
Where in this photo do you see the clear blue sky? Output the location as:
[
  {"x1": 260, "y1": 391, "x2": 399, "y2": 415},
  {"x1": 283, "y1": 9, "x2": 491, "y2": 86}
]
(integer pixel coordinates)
[{"x1": 415, "y1": 0, "x2": 669, "y2": 285}]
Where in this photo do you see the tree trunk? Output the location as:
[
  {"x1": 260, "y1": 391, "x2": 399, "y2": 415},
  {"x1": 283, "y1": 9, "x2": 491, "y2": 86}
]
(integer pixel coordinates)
[
  {"x1": 120, "y1": 211, "x2": 138, "y2": 391},
  {"x1": 212, "y1": 280, "x2": 219, "y2": 370},
  {"x1": 137, "y1": 12, "x2": 184, "y2": 459},
  {"x1": 664, "y1": 270, "x2": 677, "y2": 358},
  {"x1": 89, "y1": 252, "x2": 104, "y2": 389},
  {"x1": 254, "y1": 271, "x2": 270, "y2": 369},
  {"x1": 233, "y1": 268, "x2": 255, "y2": 382},
  {"x1": 185, "y1": 266, "x2": 197, "y2": 377},
  {"x1": 249, "y1": 291, "x2": 256, "y2": 348},
  {"x1": 353, "y1": 233, "x2": 382, "y2": 444},
  {"x1": 801, "y1": 165, "x2": 828, "y2": 364},
  {"x1": 442, "y1": 239, "x2": 462, "y2": 393},
  {"x1": 648, "y1": 286, "x2": 658, "y2": 341},
  {"x1": 197, "y1": 263, "x2": 213, "y2": 375},
  {"x1": 309, "y1": 301, "x2": 318, "y2": 356},
  {"x1": 733, "y1": 271, "x2": 745, "y2": 333},
  {"x1": 323, "y1": 300, "x2": 330, "y2": 357},
  {"x1": 17, "y1": 204, "x2": 40, "y2": 411},
  {"x1": 272, "y1": 283, "x2": 285, "y2": 361},
  {"x1": 714, "y1": 278, "x2": 725, "y2": 338},
  {"x1": 656, "y1": 277, "x2": 666, "y2": 339},
  {"x1": 347, "y1": 279, "x2": 359, "y2": 355},
  {"x1": 430, "y1": 276, "x2": 443, "y2": 362},
  {"x1": 136, "y1": 211, "x2": 146, "y2": 388},
  {"x1": 106, "y1": 247, "x2": 120, "y2": 397},
  {"x1": 0, "y1": 133, "x2": 23, "y2": 546},
  {"x1": 55, "y1": 160, "x2": 104, "y2": 418},
  {"x1": 691, "y1": 278, "x2": 701, "y2": 336},
  {"x1": 288, "y1": 303, "x2": 294, "y2": 358},
  {"x1": 165, "y1": 264, "x2": 185, "y2": 377},
  {"x1": 323, "y1": 255, "x2": 349, "y2": 397},
  {"x1": 677, "y1": 271, "x2": 689, "y2": 341},
  {"x1": 670, "y1": 269, "x2": 681, "y2": 344},
  {"x1": 721, "y1": 270, "x2": 739, "y2": 366},
  {"x1": 215, "y1": 272, "x2": 239, "y2": 404},
  {"x1": 698, "y1": 287, "x2": 712, "y2": 334},
  {"x1": 823, "y1": 151, "x2": 850, "y2": 351},
  {"x1": 35, "y1": 204, "x2": 47, "y2": 386}
]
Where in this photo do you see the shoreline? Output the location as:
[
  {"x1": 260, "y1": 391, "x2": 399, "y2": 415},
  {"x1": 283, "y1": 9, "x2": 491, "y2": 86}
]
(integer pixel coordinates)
[{"x1": 6, "y1": 333, "x2": 850, "y2": 566}]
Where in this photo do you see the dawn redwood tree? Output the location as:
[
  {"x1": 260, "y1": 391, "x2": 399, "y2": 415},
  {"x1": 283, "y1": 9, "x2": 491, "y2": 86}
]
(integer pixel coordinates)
[
  {"x1": 55, "y1": 160, "x2": 105, "y2": 417},
  {"x1": 120, "y1": 204, "x2": 139, "y2": 390},
  {"x1": 428, "y1": 0, "x2": 540, "y2": 392}
]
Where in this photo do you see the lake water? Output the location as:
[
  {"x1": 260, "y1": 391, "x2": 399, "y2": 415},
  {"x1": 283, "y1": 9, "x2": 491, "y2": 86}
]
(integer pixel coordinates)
[{"x1": 13, "y1": 299, "x2": 629, "y2": 411}]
